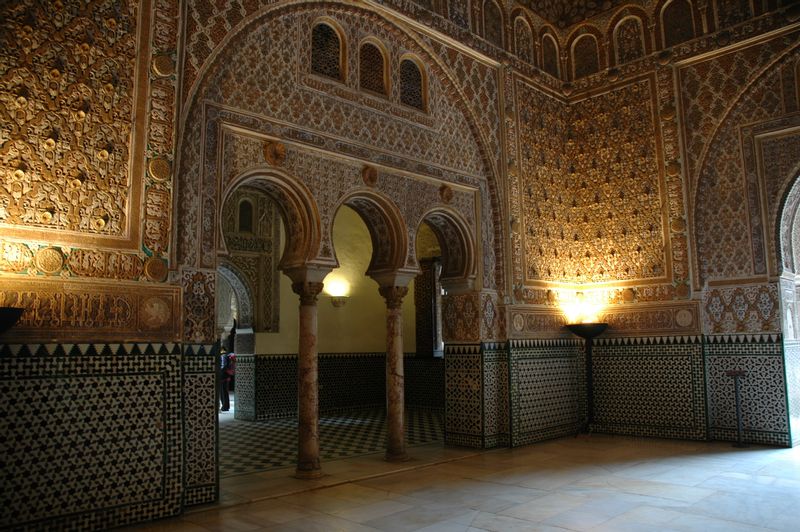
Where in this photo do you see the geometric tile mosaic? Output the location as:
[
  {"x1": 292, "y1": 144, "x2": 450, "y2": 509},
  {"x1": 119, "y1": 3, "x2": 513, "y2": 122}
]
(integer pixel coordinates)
[
  {"x1": 0, "y1": 343, "x2": 182, "y2": 530},
  {"x1": 236, "y1": 353, "x2": 444, "y2": 421},
  {"x1": 509, "y1": 338, "x2": 584, "y2": 446},
  {"x1": 444, "y1": 344, "x2": 483, "y2": 448},
  {"x1": 593, "y1": 336, "x2": 707, "y2": 441},
  {"x1": 219, "y1": 407, "x2": 443, "y2": 477},
  {"x1": 705, "y1": 335, "x2": 790, "y2": 447}
]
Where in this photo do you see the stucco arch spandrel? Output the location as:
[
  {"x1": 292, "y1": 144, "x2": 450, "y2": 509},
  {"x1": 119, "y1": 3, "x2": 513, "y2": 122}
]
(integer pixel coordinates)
[
  {"x1": 332, "y1": 189, "x2": 411, "y2": 277},
  {"x1": 692, "y1": 44, "x2": 800, "y2": 285},
  {"x1": 417, "y1": 207, "x2": 478, "y2": 288},
  {"x1": 690, "y1": 41, "x2": 800, "y2": 212},
  {"x1": 221, "y1": 168, "x2": 326, "y2": 271},
  {"x1": 175, "y1": 0, "x2": 506, "y2": 290}
]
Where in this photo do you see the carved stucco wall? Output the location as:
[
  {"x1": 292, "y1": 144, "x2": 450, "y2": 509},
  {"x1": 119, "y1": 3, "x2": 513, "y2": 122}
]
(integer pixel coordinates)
[
  {"x1": 176, "y1": 3, "x2": 503, "y2": 344},
  {"x1": 0, "y1": 0, "x2": 181, "y2": 342}
]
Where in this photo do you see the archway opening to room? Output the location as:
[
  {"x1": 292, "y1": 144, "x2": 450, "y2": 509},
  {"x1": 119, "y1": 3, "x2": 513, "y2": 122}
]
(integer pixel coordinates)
[{"x1": 779, "y1": 173, "x2": 800, "y2": 447}]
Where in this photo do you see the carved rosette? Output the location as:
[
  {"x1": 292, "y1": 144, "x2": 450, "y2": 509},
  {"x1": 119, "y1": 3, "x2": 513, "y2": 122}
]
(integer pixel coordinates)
[
  {"x1": 34, "y1": 247, "x2": 64, "y2": 274},
  {"x1": 144, "y1": 257, "x2": 169, "y2": 282},
  {"x1": 263, "y1": 140, "x2": 287, "y2": 166},
  {"x1": 362, "y1": 164, "x2": 378, "y2": 187}
]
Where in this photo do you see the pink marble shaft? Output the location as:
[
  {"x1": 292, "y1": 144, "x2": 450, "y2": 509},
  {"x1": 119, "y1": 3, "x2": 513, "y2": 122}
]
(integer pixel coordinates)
[
  {"x1": 292, "y1": 281, "x2": 324, "y2": 478},
  {"x1": 380, "y1": 286, "x2": 409, "y2": 462}
]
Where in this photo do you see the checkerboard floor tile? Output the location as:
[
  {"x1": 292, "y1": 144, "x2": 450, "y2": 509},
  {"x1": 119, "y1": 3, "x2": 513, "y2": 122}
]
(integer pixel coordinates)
[{"x1": 219, "y1": 404, "x2": 443, "y2": 478}]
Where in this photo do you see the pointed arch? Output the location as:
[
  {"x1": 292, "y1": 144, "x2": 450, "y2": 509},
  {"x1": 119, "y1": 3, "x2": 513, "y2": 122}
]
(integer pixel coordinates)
[{"x1": 217, "y1": 261, "x2": 254, "y2": 330}]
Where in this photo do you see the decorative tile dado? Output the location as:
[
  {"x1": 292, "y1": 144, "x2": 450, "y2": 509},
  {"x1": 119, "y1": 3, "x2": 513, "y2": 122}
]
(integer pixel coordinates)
[
  {"x1": 705, "y1": 337, "x2": 789, "y2": 446},
  {"x1": 591, "y1": 337, "x2": 707, "y2": 440},
  {"x1": 0, "y1": 278, "x2": 181, "y2": 342},
  {"x1": 509, "y1": 339, "x2": 584, "y2": 446},
  {"x1": 0, "y1": 343, "x2": 182, "y2": 530}
]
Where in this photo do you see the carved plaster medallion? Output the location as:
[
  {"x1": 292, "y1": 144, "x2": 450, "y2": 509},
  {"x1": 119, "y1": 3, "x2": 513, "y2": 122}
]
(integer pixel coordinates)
[
  {"x1": 148, "y1": 157, "x2": 172, "y2": 182},
  {"x1": 670, "y1": 218, "x2": 686, "y2": 232},
  {"x1": 675, "y1": 284, "x2": 690, "y2": 298},
  {"x1": 675, "y1": 308, "x2": 694, "y2": 328},
  {"x1": 144, "y1": 257, "x2": 169, "y2": 282},
  {"x1": 263, "y1": 141, "x2": 287, "y2": 166},
  {"x1": 34, "y1": 247, "x2": 64, "y2": 274},
  {"x1": 362, "y1": 164, "x2": 378, "y2": 187},
  {"x1": 151, "y1": 54, "x2": 176, "y2": 77},
  {"x1": 666, "y1": 161, "x2": 681, "y2": 176},
  {"x1": 140, "y1": 296, "x2": 171, "y2": 329},
  {"x1": 439, "y1": 184, "x2": 454, "y2": 204},
  {"x1": 0, "y1": 242, "x2": 33, "y2": 272},
  {"x1": 512, "y1": 312, "x2": 525, "y2": 332}
]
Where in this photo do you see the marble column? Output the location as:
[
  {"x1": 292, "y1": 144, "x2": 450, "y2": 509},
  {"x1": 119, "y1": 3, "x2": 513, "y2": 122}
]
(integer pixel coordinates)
[
  {"x1": 379, "y1": 285, "x2": 409, "y2": 462},
  {"x1": 292, "y1": 281, "x2": 325, "y2": 479}
]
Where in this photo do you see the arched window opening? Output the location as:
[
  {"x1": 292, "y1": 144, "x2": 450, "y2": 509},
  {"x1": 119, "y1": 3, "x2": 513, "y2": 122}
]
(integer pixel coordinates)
[
  {"x1": 573, "y1": 34, "x2": 599, "y2": 79},
  {"x1": 359, "y1": 42, "x2": 387, "y2": 94},
  {"x1": 483, "y1": 0, "x2": 504, "y2": 48},
  {"x1": 514, "y1": 16, "x2": 534, "y2": 64},
  {"x1": 238, "y1": 200, "x2": 253, "y2": 233},
  {"x1": 311, "y1": 23, "x2": 343, "y2": 80},
  {"x1": 662, "y1": 0, "x2": 695, "y2": 48},
  {"x1": 614, "y1": 17, "x2": 645, "y2": 65},
  {"x1": 542, "y1": 34, "x2": 560, "y2": 78},
  {"x1": 400, "y1": 58, "x2": 426, "y2": 111}
]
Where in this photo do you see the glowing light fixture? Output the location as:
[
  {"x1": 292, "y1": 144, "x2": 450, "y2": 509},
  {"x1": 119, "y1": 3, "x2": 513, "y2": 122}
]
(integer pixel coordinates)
[
  {"x1": 324, "y1": 274, "x2": 350, "y2": 308},
  {"x1": 560, "y1": 290, "x2": 606, "y2": 324}
]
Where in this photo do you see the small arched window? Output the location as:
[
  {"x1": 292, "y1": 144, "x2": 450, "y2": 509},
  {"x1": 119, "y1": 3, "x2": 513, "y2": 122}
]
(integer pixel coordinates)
[
  {"x1": 572, "y1": 34, "x2": 599, "y2": 79},
  {"x1": 614, "y1": 17, "x2": 645, "y2": 65},
  {"x1": 238, "y1": 200, "x2": 253, "y2": 233},
  {"x1": 400, "y1": 58, "x2": 426, "y2": 111},
  {"x1": 483, "y1": 0, "x2": 504, "y2": 48},
  {"x1": 514, "y1": 16, "x2": 534, "y2": 65},
  {"x1": 542, "y1": 34, "x2": 560, "y2": 78},
  {"x1": 359, "y1": 42, "x2": 387, "y2": 94},
  {"x1": 311, "y1": 23, "x2": 343, "y2": 80},
  {"x1": 661, "y1": 0, "x2": 695, "y2": 48}
]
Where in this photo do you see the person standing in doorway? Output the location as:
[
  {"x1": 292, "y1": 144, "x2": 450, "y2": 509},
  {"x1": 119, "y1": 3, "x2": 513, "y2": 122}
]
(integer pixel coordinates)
[{"x1": 219, "y1": 349, "x2": 236, "y2": 412}]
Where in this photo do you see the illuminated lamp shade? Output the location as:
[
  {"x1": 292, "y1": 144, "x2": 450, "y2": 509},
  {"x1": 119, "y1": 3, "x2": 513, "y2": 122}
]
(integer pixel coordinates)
[
  {"x1": 324, "y1": 275, "x2": 350, "y2": 308},
  {"x1": 560, "y1": 290, "x2": 605, "y2": 324}
]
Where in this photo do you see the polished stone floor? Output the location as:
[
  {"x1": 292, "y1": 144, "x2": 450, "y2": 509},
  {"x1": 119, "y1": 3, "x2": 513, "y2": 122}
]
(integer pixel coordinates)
[{"x1": 131, "y1": 435, "x2": 800, "y2": 531}]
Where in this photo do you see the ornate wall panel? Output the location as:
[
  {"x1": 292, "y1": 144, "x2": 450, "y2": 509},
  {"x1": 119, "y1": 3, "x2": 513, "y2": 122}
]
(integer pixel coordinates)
[
  {"x1": 509, "y1": 338, "x2": 584, "y2": 446},
  {"x1": 691, "y1": 41, "x2": 800, "y2": 284},
  {"x1": 593, "y1": 336, "x2": 707, "y2": 440},
  {"x1": 703, "y1": 282, "x2": 782, "y2": 333},
  {"x1": 705, "y1": 334, "x2": 789, "y2": 446},
  {"x1": 0, "y1": 278, "x2": 180, "y2": 342},
  {"x1": 0, "y1": 343, "x2": 182, "y2": 529},
  {"x1": 443, "y1": 292, "x2": 482, "y2": 342},
  {"x1": 516, "y1": 74, "x2": 672, "y2": 287},
  {"x1": 483, "y1": 343, "x2": 510, "y2": 448}
]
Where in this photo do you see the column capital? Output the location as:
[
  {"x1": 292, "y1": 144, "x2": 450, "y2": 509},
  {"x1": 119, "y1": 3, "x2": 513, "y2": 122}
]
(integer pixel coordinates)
[
  {"x1": 292, "y1": 281, "x2": 325, "y2": 305},
  {"x1": 379, "y1": 286, "x2": 408, "y2": 309}
]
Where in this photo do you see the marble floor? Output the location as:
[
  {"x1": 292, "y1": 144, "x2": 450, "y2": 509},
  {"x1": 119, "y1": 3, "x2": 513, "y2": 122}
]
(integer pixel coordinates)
[{"x1": 131, "y1": 435, "x2": 800, "y2": 531}]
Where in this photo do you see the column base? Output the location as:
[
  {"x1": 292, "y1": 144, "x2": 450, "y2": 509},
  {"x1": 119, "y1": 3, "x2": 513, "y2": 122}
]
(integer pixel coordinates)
[
  {"x1": 384, "y1": 451, "x2": 409, "y2": 462},
  {"x1": 294, "y1": 467, "x2": 324, "y2": 480}
]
